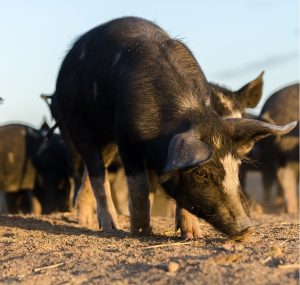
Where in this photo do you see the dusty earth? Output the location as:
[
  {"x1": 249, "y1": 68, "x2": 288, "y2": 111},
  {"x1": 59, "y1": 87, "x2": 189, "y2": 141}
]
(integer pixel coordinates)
[
  {"x1": 0, "y1": 209, "x2": 299, "y2": 285},
  {"x1": 0, "y1": 172, "x2": 299, "y2": 285}
]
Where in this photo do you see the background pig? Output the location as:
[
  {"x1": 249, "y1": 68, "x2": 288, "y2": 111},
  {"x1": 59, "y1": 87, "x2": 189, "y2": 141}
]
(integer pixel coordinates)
[
  {"x1": 0, "y1": 123, "x2": 73, "y2": 214},
  {"x1": 241, "y1": 83, "x2": 299, "y2": 213},
  {"x1": 52, "y1": 16, "x2": 295, "y2": 238}
]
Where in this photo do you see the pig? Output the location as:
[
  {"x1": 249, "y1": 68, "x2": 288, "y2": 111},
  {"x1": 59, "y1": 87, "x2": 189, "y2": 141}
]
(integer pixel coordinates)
[
  {"x1": 51, "y1": 16, "x2": 296, "y2": 238},
  {"x1": 44, "y1": 72, "x2": 265, "y2": 235},
  {"x1": 0, "y1": 123, "x2": 73, "y2": 214},
  {"x1": 241, "y1": 83, "x2": 299, "y2": 213}
]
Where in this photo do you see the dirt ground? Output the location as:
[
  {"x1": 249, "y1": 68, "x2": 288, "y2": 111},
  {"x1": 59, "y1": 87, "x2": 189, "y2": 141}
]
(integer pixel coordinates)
[
  {"x1": 0, "y1": 209, "x2": 299, "y2": 285},
  {"x1": 0, "y1": 172, "x2": 299, "y2": 285}
]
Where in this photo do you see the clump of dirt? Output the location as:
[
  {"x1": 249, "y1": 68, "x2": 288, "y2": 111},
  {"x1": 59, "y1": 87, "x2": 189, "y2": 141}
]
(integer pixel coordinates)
[{"x1": 0, "y1": 212, "x2": 299, "y2": 285}]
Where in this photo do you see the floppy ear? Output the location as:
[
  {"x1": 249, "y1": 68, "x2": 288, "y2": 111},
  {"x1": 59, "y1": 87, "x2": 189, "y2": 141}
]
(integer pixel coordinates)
[
  {"x1": 224, "y1": 118, "x2": 297, "y2": 155},
  {"x1": 159, "y1": 130, "x2": 212, "y2": 182},
  {"x1": 235, "y1": 71, "x2": 264, "y2": 108}
]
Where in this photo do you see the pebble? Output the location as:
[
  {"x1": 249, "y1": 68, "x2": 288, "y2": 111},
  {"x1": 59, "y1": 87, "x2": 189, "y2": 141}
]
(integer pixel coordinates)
[
  {"x1": 270, "y1": 245, "x2": 283, "y2": 257},
  {"x1": 167, "y1": 262, "x2": 180, "y2": 273}
]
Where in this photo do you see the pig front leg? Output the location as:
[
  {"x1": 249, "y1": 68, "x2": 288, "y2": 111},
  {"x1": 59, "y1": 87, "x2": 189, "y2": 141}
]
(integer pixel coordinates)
[
  {"x1": 126, "y1": 174, "x2": 151, "y2": 235},
  {"x1": 0, "y1": 191, "x2": 8, "y2": 214},
  {"x1": 277, "y1": 164, "x2": 299, "y2": 214},
  {"x1": 262, "y1": 166, "x2": 275, "y2": 207},
  {"x1": 147, "y1": 168, "x2": 159, "y2": 215},
  {"x1": 176, "y1": 206, "x2": 203, "y2": 239},
  {"x1": 119, "y1": 148, "x2": 151, "y2": 235}
]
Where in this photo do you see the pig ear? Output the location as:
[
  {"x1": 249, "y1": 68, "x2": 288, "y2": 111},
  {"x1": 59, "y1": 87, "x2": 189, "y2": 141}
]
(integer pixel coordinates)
[
  {"x1": 160, "y1": 131, "x2": 212, "y2": 180},
  {"x1": 235, "y1": 71, "x2": 264, "y2": 108},
  {"x1": 225, "y1": 118, "x2": 297, "y2": 155}
]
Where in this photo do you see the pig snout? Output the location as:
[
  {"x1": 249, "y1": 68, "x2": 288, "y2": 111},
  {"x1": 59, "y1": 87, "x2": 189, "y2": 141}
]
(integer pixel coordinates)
[
  {"x1": 230, "y1": 216, "x2": 254, "y2": 238},
  {"x1": 209, "y1": 200, "x2": 254, "y2": 238}
]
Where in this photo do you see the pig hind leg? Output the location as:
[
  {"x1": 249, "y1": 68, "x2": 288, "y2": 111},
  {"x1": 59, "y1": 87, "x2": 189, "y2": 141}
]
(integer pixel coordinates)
[
  {"x1": 83, "y1": 148, "x2": 120, "y2": 230},
  {"x1": 66, "y1": 117, "x2": 119, "y2": 231}
]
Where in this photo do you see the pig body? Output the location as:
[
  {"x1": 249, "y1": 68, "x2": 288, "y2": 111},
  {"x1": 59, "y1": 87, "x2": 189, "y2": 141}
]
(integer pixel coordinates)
[{"x1": 53, "y1": 17, "x2": 295, "y2": 237}]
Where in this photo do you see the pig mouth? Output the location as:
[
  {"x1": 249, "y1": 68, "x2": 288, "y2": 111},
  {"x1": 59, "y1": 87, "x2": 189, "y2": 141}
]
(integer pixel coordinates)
[
  {"x1": 204, "y1": 213, "x2": 255, "y2": 239},
  {"x1": 229, "y1": 226, "x2": 255, "y2": 240}
]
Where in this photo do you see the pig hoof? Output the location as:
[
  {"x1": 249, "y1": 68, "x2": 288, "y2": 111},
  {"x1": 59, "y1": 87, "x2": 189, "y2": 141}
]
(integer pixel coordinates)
[
  {"x1": 177, "y1": 208, "x2": 203, "y2": 239},
  {"x1": 231, "y1": 226, "x2": 255, "y2": 241},
  {"x1": 101, "y1": 225, "x2": 117, "y2": 232},
  {"x1": 249, "y1": 202, "x2": 263, "y2": 214},
  {"x1": 181, "y1": 227, "x2": 203, "y2": 240},
  {"x1": 99, "y1": 215, "x2": 120, "y2": 232},
  {"x1": 77, "y1": 209, "x2": 95, "y2": 227},
  {"x1": 287, "y1": 208, "x2": 298, "y2": 214},
  {"x1": 131, "y1": 226, "x2": 152, "y2": 236}
]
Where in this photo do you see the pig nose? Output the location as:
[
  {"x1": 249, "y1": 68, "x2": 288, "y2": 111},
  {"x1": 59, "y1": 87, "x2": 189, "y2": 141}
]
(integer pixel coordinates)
[
  {"x1": 239, "y1": 225, "x2": 255, "y2": 236},
  {"x1": 232, "y1": 217, "x2": 254, "y2": 239},
  {"x1": 239, "y1": 217, "x2": 253, "y2": 233}
]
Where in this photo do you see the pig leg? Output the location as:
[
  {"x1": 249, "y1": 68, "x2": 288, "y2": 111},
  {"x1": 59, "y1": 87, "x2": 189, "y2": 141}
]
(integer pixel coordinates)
[
  {"x1": 68, "y1": 177, "x2": 75, "y2": 212},
  {"x1": 83, "y1": 150, "x2": 120, "y2": 231},
  {"x1": 277, "y1": 165, "x2": 298, "y2": 214},
  {"x1": 147, "y1": 164, "x2": 202, "y2": 238},
  {"x1": 0, "y1": 191, "x2": 7, "y2": 213},
  {"x1": 76, "y1": 167, "x2": 97, "y2": 227},
  {"x1": 119, "y1": 149, "x2": 151, "y2": 235},
  {"x1": 110, "y1": 167, "x2": 129, "y2": 215},
  {"x1": 127, "y1": 173, "x2": 151, "y2": 235},
  {"x1": 176, "y1": 206, "x2": 203, "y2": 239},
  {"x1": 262, "y1": 169, "x2": 274, "y2": 207},
  {"x1": 31, "y1": 193, "x2": 42, "y2": 215},
  {"x1": 147, "y1": 169, "x2": 159, "y2": 215}
]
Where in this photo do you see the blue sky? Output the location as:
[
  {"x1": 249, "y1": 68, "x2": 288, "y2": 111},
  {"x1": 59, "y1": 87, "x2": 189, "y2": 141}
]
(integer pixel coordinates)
[{"x1": 0, "y1": 0, "x2": 298, "y2": 128}]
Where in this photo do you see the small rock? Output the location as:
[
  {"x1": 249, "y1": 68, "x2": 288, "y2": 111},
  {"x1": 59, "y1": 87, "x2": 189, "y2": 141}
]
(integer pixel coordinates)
[
  {"x1": 222, "y1": 241, "x2": 235, "y2": 251},
  {"x1": 222, "y1": 241, "x2": 244, "y2": 251},
  {"x1": 235, "y1": 243, "x2": 244, "y2": 251},
  {"x1": 214, "y1": 253, "x2": 243, "y2": 265},
  {"x1": 270, "y1": 245, "x2": 283, "y2": 257},
  {"x1": 167, "y1": 262, "x2": 180, "y2": 273}
]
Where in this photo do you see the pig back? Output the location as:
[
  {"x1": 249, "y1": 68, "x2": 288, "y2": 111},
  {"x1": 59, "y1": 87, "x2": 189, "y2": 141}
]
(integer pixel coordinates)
[
  {"x1": 261, "y1": 84, "x2": 299, "y2": 160},
  {"x1": 260, "y1": 83, "x2": 299, "y2": 124}
]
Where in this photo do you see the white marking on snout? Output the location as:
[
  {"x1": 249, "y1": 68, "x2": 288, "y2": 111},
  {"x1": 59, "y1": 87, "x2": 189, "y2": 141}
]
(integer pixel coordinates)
[
  {"x1": 113, "y1": 52, "x2": 121, "y2": 66},
  {"x1": 218, "y1": 92, "x2": 242, "y2": 118},
  {"x1": 220, "y1": 153, "x2": 241, "y2": 194},
  {"x1": 93, "y1": 81, "x2": 98, "y2": 100}
]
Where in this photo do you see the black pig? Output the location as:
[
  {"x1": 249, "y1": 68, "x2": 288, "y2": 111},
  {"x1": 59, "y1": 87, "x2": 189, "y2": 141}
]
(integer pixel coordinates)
[
  {"x1": 0, "y1": 123, "x2": 73, "y2": 214},
  {"x1": 241, "y1": 83, "x2": 299, "y2": 213},
  {"x1": 52, "y1": 17, "x2": 296, "y2": 237}
]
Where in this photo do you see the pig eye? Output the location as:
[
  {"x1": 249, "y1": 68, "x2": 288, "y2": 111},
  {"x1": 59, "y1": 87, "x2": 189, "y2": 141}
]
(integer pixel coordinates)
[{"x1": 193, "y1": 169, "x2": 208, "y2": 182}]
